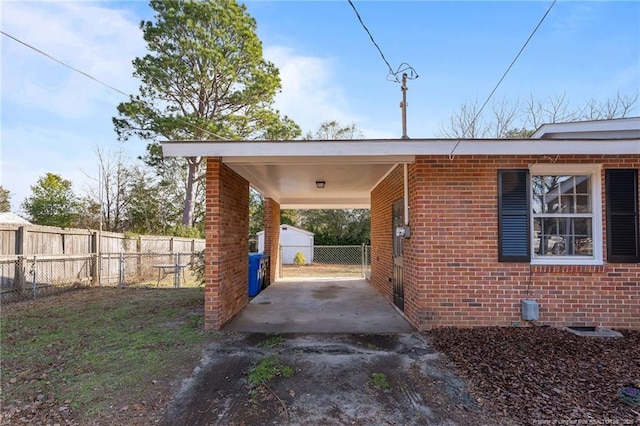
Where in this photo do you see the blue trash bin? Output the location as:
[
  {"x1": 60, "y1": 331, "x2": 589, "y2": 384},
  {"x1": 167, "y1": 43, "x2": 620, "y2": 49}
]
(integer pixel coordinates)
[{"x1": 248, "y1": 253, "x2": 264, "y2": 297}]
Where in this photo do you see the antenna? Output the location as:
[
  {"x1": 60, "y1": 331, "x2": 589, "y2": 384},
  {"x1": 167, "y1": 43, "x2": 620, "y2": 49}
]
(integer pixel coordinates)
[{"x1": 400, "y1": 73, "x2": 409, "y2": 139}]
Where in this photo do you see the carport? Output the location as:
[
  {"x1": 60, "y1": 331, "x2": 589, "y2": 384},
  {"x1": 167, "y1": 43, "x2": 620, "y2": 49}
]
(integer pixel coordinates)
[
  {"x1": 162, "y1": 127, "x2": 640, "y2": 332},
  {"x1": 162, "y1": 139, "x2": 416, "y2": 330}
]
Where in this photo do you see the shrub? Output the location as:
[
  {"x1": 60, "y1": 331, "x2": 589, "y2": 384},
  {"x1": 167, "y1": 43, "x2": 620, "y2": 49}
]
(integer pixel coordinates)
[{"x1": 293, "y1": 252, "x2": 306, "y2": 265}]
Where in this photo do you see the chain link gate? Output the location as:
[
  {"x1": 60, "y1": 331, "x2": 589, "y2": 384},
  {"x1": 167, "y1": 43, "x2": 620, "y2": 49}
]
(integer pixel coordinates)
[{"x1": 279, "y1": 245, "x2": 370, "y2": 279}]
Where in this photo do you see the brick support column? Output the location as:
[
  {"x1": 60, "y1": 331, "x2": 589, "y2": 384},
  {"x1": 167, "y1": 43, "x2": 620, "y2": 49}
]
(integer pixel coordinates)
[
  {"x1": 263, "y1": 198, "x2": 280, "y2": 284},
  {"x1": 204, "y1": 157, "x2": 249, "y2": 330}
]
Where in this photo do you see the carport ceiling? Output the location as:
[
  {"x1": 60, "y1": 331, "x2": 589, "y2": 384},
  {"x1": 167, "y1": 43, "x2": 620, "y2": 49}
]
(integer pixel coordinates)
[{"x1": 226, "y1": 157, "x2": 410, "y2": 209}]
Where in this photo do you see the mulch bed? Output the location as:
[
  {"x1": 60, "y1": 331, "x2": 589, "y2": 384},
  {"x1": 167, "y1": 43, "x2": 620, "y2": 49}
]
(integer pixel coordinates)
[{"x1": 425, "y1": 326, "x2": 640, "y2": 425}]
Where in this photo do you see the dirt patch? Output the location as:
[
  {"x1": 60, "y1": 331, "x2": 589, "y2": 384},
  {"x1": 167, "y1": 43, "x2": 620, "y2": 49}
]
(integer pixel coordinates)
[
  {"x1": 163, "y1": 333, "x2": 504, "y2": 426},
  {"x1": 280, "y1": 263, "x2": 363, "y2": 279}
]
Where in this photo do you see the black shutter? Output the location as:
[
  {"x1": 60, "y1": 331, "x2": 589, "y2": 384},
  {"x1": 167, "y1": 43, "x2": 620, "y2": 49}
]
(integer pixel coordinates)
[
  {"x1": 498, "y1": 170, "x2": 530, "y2": 262},
  {"x1": 606, "y1": 169, "x2": 640, "y2": 263}
]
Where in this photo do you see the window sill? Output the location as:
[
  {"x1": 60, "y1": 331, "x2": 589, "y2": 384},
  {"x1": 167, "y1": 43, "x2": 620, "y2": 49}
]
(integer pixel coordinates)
[{"x1": 531, "y1": 257, "x2": 603, "y2": 267}]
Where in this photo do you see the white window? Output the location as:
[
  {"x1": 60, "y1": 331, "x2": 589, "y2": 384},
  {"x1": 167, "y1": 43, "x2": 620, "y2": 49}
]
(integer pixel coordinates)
[{"x1": 530, "y1": 164, "x2": 602, "y2": 265}]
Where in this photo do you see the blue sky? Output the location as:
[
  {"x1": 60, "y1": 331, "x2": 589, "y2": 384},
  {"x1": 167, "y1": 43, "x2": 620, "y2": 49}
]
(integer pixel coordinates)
[{"x1": 1, "y1": 1, "x2": 639, "y2": 213}]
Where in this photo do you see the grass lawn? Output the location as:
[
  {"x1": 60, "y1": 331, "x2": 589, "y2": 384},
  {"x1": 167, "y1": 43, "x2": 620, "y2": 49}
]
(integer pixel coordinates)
[{"x1": 0, "y1": 287, "x2": 217, "y2": 425}]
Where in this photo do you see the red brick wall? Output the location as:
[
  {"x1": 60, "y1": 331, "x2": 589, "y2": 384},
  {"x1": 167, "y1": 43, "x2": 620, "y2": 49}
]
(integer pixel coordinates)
[
  {"x1": 204, "y1": 158, "x2": 249, "y2": 330},
  {"x1": 371, "y1": 155, "x2": 640, "y2": 330},
  {"x1": 264, "y1": 198, "x2": 281, "y2": 284}
]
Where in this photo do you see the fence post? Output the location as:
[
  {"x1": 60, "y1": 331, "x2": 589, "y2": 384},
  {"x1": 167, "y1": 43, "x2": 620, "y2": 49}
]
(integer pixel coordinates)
[
  {"x1": 279, "y1": 244, "x2": 283, "y2": 279},
  {"x1": 14, "y1": 255, "x2": 25, "y2": 297},
  {"x1": 31, "y1": 256, "x2": 37, "y2": 300},
  {"x1": 15, "y1": 226, "x2": 26, "y2": 256},
  {"x1": 98, "y1": 253, "x2": 102, "y2": 287},
  {"x1": 91, "y1": 231, "x2": 99, "y2": 286},
  {"x1": 118, "y1": 252, "x2": 125, "y2": 288},
  {"x1": 361, "y1": 243, "x2": 365, "y2": 278},
  {"x1": 174, "y1": 253, "x2": 180, "y2": 288},
  {"x1": 14, "y1": 227, "x2": 27, "y2": 296},
  {"x1": 136, "y1": 237, "x2": 142, "y2": 282},
  {"x1": 106, "y1": 253, "x2": 111, "y2": 286}
]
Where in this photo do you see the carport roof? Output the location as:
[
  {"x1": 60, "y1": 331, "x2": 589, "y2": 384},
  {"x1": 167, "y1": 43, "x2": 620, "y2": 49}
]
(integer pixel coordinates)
[{"x1": 161, "y1": 137, "x2": 639, "y2": 209}]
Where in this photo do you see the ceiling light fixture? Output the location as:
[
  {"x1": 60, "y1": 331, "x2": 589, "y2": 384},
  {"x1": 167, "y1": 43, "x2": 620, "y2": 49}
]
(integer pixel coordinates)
[{"x1": 315, "y1": 180, "x2": 326, "y2": 189}]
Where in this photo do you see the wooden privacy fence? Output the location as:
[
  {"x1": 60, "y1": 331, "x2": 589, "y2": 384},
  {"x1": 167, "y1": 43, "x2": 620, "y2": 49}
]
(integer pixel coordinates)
[
  {"x1": 0, "y1": 224, "x2": 205, "y2": 256},
  {"x1": 0, "y1": 224, "x2": 205, "y2": 302}
]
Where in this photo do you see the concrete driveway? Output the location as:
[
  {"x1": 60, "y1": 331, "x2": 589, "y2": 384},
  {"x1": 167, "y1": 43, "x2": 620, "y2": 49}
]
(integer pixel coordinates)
[
  {"x1": 162, "y1": 280, "x2": 504, "y2": 425},
  {"x1": 164, "y1": 333, "x2": 503, "y2": 426},
  {"x1": 224, "y1": 279, "x2": 413, "y2": 334}
]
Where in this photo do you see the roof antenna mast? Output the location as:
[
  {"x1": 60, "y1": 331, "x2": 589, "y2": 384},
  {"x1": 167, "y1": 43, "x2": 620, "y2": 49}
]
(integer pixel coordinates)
[{"x1": 400, "y1": 73, "x2": 409, "y2": 139}]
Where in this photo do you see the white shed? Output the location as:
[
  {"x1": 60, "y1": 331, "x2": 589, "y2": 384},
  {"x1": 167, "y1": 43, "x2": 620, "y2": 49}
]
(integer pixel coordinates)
[{"x1": 257, "y1": 225, "x2": 314, "y2": 265}]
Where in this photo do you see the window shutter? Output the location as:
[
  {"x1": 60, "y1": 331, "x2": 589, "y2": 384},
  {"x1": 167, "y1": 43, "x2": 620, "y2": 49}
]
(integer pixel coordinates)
[
  {"x1": 606, "y1": 169, "x2": 639, "y2": 263},
  {"x1": 498, "y1": 170, "x2": 530, "y2": 262}
]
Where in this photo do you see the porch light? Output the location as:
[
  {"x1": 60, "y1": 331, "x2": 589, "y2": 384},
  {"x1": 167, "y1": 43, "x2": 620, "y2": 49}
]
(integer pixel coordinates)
[{"x1": 315, "y1": 180, "x2": 326, "y2": 189}]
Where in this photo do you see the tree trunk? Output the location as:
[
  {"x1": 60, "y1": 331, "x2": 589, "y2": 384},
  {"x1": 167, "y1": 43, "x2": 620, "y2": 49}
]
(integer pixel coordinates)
[{"x1": 182, "y1": 157, "x2": 201, "y2": 227}]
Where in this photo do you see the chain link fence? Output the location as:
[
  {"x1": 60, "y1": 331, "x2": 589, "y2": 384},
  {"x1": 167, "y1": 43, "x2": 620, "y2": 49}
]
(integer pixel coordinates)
[
  {"x1": 280, "y1": 245, "x2": 370, "y2": 279},
  {"x1": 1, "y1": 255, "x2": 95, "y2": 303},
  {"x1": 1, "y1": 252, "x2": 203, "y2": 304},
  {"x1": 99, "y1": 252, "x2": 202, "y2": 288},
  {"x1": 2, "y1": 244, "x2": 372, "y2": 302}
]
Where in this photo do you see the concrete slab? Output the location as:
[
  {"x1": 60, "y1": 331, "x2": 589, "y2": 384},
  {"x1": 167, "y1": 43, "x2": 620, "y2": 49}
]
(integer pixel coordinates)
[
  {"x1": 164, "y1": 333, "x2": 504, "y2": 426},
  {"x1": 224, "y1": 279, "x2": 413, "y2": 333}
]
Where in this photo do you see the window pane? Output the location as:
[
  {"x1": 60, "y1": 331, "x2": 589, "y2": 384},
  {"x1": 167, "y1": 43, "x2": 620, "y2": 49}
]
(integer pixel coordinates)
[
  {"x1": 576, "y1": 195, "x2": 590, "y2": 213},
  {"x1": 573, "y1": 218, "x2": 593, "y2": 256},
  {"x1": 534, "y1": 217, "x2": 564, "y2": 255},
  {"x1": 531, "y1": 176, "x2": 545, "y2": 214},
  {"x1": 560, "y1": 194, "x2": 575, "y2": 213}
]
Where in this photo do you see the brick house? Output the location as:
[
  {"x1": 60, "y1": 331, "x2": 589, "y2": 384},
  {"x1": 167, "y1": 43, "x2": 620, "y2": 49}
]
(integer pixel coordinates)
[{"x1": 162, "y1": 117, "x2": 640, "y2": 330}]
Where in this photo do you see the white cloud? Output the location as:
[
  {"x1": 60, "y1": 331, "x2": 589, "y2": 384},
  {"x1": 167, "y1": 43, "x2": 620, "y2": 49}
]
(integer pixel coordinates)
[
  {"x1": 550, "y1": 3, "x2": 598, "y2": 35},
  {"x1": 1, "y1": 1, "x2": 144, "y2": 118},
  {"x1": 265, "y1": 46, "x2": 363, "y2": 135}
]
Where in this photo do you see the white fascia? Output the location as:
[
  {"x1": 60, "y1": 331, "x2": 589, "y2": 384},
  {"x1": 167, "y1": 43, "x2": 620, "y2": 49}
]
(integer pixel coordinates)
[{"x1": 161, "y1": 139, "x2": 640, "y2": 158}]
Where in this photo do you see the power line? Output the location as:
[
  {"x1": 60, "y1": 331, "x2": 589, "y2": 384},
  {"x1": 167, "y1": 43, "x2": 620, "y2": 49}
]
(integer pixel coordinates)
[
  {"x1": 1, "y1": 30, "x2": 228, "y2": 141},
  {"x1": 2, "y1": 30, "x2": 130, "y2": 97},
  {"x1": 448, "y1": 0, "x2": 557, "y2": 158},
  {"x1": 347, "y1": 0, "x2": 418, "y2": 84}
]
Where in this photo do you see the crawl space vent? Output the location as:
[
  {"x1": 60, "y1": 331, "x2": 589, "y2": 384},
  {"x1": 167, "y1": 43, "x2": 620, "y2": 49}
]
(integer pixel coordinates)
[{"x1": 563, "y1": 326, "x2": 623, "y2": 338}]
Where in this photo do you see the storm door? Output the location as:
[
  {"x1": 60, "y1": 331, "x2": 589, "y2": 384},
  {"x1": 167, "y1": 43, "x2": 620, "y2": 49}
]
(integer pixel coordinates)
[{"x1": 392, "y1": 199, "x2": 405, "y2": 311}]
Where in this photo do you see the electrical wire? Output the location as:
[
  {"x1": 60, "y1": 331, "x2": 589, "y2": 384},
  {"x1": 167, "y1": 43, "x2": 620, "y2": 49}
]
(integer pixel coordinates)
[
  {"x1": 347, "y1": 0, "x2": 418, "y2": 84},
  {"x1": 448, "y1": 0, "x2": 557, "y2": 159},
  {"x1": 1, "y1": 30, "x2": 228, "y2": 141}
]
